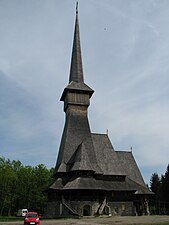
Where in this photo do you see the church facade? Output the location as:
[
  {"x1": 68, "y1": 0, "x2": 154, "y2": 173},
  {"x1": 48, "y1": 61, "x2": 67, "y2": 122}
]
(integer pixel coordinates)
[{"x1": 45, "y1": 6, "x2": 152, "y2": 217}]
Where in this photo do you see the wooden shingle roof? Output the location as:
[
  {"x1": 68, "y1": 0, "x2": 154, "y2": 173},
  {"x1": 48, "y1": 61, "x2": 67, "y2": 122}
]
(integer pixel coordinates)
[
  {"x1": 91, "y1": 133, "x2": 126, "y2": 176},
  {"x1": 91, "y1": 133, "x2": 147, "y2": 188},
  {"x1": 116, "y1": 151, "x2": 146, "y2": 187},
  {"x1": 49, "y1": 176, "x2": 152, "y2": 194}
]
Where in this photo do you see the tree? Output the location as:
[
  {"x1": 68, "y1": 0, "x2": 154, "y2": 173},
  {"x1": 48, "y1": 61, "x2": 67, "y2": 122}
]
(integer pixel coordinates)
[
  {"x1": 0, "y1": 157, "x2": 18, "y2": 215},
  {"x1": 0, "y1": 156, "x2": 54, "y2": 216},
  {"x1": 29, "y1": 164, "x2": 53, "y2": 213},
  {"x1": 150, "y1": 173, "x2": 161, "y2": 198},
  {"x1": 161, "y1": 164, "x2": 169, "y2": 212},
  {"x1": 149, "y1": 173, "x2": 162, "y2": 214},
  {"x1": 150, "y1": 164, "x2": 169, "y2": 215}
]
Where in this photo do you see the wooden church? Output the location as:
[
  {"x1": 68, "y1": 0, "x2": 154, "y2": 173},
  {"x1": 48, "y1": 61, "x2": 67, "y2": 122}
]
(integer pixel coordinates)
[{"x1": 45, "y1": 5, "x2": 152, "y2": 217}]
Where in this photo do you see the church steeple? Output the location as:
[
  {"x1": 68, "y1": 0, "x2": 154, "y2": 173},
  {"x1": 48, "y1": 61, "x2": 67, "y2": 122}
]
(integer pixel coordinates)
[
  {"x1": 69, "y1": 2, "x2": 84, "y2": 83},
  {"x1": 55, "y1": 4, "x2": 97, "y2": 173},
  {"x1": 60, "y1": 3, "x2": 94, "y2": 110}
]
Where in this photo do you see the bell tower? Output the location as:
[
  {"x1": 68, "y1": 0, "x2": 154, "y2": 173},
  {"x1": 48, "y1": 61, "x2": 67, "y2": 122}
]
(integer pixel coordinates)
[{"x1": 54, "y1": 3, "x2": 97, "y2": 174}]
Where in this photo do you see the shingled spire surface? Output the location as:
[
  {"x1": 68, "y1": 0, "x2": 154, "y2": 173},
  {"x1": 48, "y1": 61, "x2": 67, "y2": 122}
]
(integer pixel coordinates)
[
  {"x1": 60, "y1": 2, "x2": 94, "y2": 104},
  {"x1": 69, "y1": 4, "x2": 84, "y2": 83}
]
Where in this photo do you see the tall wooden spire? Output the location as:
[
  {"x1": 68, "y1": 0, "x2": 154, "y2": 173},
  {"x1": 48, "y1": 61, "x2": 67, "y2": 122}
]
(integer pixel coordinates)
[
  {"x1": 60, "y1": 2, "x2": 94, "y2": 110},
  {"x1": 69, "y1": 2, "x2": 84, "y2": 83},
  {"x1": 55, "y1": 3, "x2": 96, "y2": 173}
]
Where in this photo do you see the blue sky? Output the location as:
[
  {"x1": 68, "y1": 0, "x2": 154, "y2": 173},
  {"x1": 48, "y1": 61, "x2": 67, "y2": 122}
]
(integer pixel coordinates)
[{"x1": 0, "y1": 0, "x2": 169, "y2": 184}]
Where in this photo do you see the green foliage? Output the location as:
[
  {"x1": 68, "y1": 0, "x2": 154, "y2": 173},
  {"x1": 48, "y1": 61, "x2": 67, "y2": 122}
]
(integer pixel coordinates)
[
  {"x1": 0, "y1": 156, "x2": 54, "y2": 216},
  {"x1": 150, "y1": 164, "x2": 169, "y2": 214},
  {"x1": 161, "y1": 165, "x2": 169, "y2": 204},
  {"x1": 150, "y1": 173, "x2": 161, "y2": 199}
]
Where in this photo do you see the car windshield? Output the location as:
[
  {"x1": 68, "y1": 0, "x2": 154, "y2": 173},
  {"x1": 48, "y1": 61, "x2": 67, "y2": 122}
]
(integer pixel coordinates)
[{"x1": 27, "y1": 213, "x2": 38, "y2": 218}]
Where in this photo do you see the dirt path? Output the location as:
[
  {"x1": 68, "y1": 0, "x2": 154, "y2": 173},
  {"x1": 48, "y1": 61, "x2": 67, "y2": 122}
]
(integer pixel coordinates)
[
  {"x1": 0, "y1": 216, "x2": 169, "y2": 225},
  {"x1": 42, "y1": 216, "x2": 169, "y2": 225}
]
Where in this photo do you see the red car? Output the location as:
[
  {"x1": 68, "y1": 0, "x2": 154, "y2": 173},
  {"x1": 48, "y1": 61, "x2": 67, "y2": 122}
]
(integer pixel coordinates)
[{"x1": 24, "y1": 212, "x2": 40, "y2": 225}]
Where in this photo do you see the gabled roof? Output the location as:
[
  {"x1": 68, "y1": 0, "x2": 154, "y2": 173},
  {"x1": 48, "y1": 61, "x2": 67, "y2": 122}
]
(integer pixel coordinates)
[
  {"x1": 116, "y1": 151, "x2": 146, "y2": 187},
  {"x1": 49, "y1": 178, "x2": 64, "y2": 189},
  {"x1": 91, "y1": 133, "x2": 126, "y2": 176},
  {"x1": 67, "y1": 142, "x2": 96, "y2": 172},
  {"x1": 91, "y1": 133, "x2": 147, "y2": 188},
  {"x1": 53, "y1": 133, "x2": 149, "y2": 193}
]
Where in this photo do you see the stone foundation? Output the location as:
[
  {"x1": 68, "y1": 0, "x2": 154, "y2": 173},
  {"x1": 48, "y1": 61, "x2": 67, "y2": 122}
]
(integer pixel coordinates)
[{"x1": 45, "y1": 200, "x2": 135, "y2": 217}]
